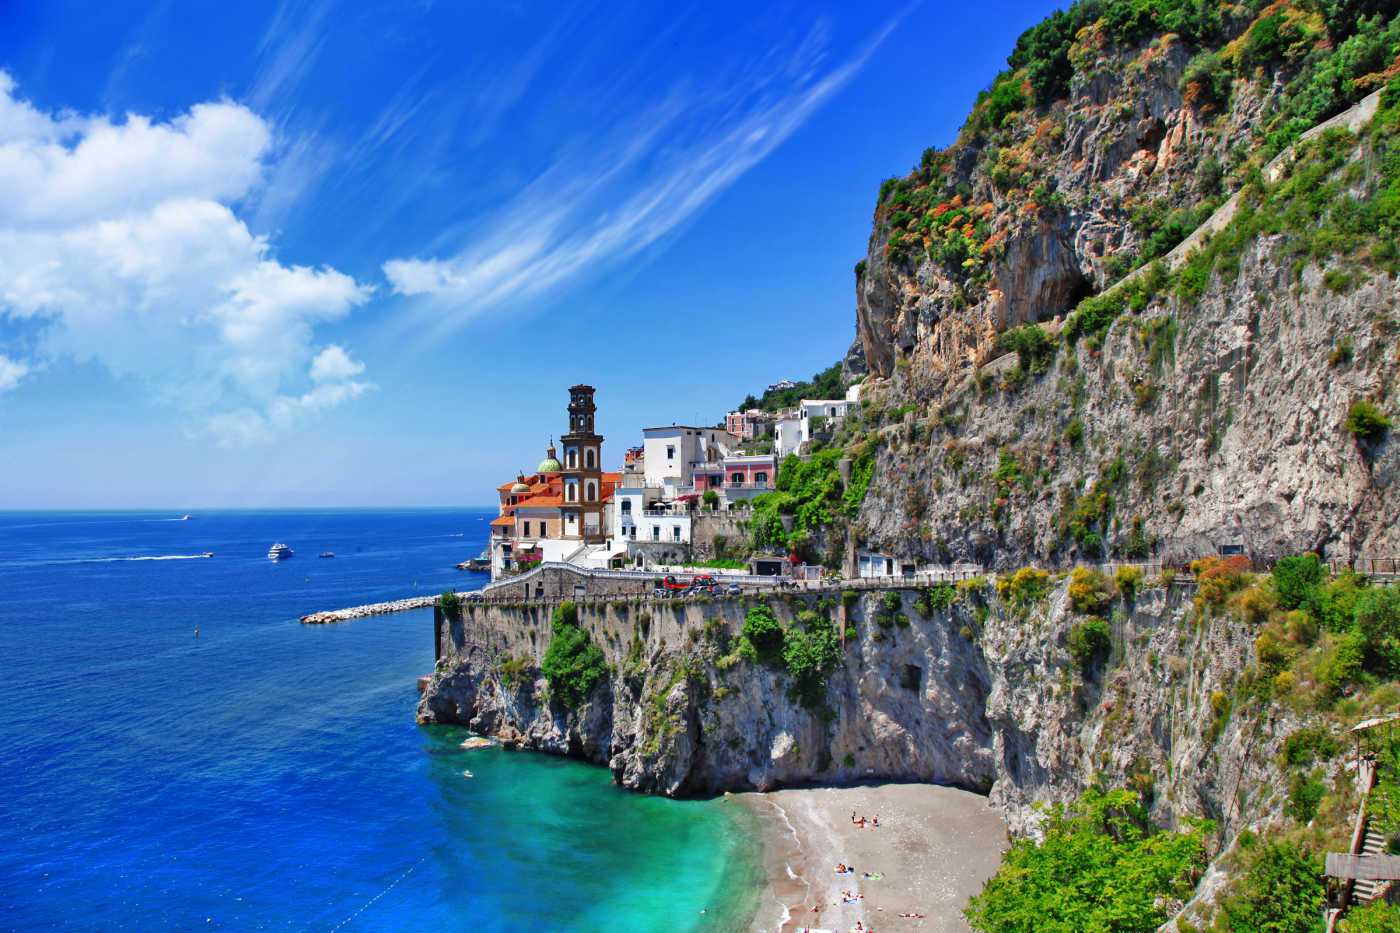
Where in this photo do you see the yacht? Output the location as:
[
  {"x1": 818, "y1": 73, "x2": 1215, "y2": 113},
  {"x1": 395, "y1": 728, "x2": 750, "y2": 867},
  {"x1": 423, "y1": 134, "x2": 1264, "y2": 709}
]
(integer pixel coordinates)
[{"x1": 267, "y1": 543, "x2": 293, "y2": 560}]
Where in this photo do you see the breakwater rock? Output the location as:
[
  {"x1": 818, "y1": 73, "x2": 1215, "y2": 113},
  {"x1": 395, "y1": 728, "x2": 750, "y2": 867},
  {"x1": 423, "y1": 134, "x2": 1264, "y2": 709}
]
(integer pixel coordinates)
[{"x1": 300, "y1": 595, "x2": 442, "y2": 625}]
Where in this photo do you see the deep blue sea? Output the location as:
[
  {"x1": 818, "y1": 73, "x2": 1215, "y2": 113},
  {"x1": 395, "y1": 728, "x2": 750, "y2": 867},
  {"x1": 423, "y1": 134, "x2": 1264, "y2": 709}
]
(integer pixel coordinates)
[{"x1": 0, "y1": 510, "x2": 759, "y2": 931}]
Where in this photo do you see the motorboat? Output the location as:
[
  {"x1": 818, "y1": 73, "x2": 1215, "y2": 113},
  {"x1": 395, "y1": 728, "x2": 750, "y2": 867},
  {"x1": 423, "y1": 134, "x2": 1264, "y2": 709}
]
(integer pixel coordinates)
[
  {"x1": 267, "y1": 543, "x2": 293, "y2": 560},
  {"x1": 318, "y1": 552, "x2": 334, "y2": 558}
]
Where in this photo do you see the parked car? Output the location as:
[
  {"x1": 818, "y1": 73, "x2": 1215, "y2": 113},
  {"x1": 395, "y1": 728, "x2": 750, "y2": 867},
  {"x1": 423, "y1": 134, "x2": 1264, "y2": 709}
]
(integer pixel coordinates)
[{"x1": 726, "y1": 583, "x2": 742, "y2": 595}]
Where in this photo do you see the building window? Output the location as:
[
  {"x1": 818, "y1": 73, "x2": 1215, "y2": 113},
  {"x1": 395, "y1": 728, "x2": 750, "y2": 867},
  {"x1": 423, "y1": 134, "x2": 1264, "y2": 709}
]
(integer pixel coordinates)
[
  {"x1": 586, "y1": 449, "x2": 595, "y2": 469},
  {"x1": 621, "y1": 499, "x2": 632, "y2": 514},
  {"x1": 731, "y1": 472, "x2": 744, "y2": 484},
  {"x1": 523, "y1": 521, "x2": 531, "y2": 537},
  {"x1": 666, "y1": 445, "x2": 675, "y2": 460},
  {"x1": 672, "y1": 525, "x2": 681, "y2": 541},
  {"x1": 754, "y1": 471, "x2": 767, "y2": 485},
  {"x1": 585, "y1": 481, "x2": 595, "y2": 501},
  {"x1": 652, "y1": 526, "x2": 660, "y2": 540},
  {"x1": 539, "y1": 522, "x2": 547, "y2": 536},
  {"x1": 567, "y1": 449, "x2": 577, "y2": 468}
]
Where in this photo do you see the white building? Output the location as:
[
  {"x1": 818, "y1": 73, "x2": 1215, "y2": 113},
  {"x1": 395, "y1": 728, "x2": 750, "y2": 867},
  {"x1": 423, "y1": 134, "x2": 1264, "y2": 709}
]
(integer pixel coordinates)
[
  {"x1": 774, "y1": 417, "x2": 803, "y2": 458},
  {"x1": 799, "y1": 399, "x2": 850, "y2": 438},
  {"x1": 641, "y1": 425, "x2": 734, "y2": 494}
]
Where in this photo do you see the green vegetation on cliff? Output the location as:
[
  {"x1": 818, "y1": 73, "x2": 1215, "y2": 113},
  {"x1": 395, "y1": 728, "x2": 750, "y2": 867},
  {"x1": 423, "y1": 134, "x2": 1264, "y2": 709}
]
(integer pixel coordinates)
[
  {"x1": 542, "y1": 601, "x2": 607, "y2": 709},
  {"x1": 966, "y1": 787, "x2": 1211, "y2": 932}
]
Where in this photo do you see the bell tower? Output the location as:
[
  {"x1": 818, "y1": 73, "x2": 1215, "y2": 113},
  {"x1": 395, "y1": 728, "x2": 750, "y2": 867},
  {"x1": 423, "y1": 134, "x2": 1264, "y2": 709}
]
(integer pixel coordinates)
[{"x1": 560, "y1": 385, "x2": 605, "y2": 542}]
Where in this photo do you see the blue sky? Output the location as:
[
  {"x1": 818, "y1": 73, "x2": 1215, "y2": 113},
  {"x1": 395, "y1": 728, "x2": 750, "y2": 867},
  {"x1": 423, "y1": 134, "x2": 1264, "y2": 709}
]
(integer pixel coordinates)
[{"x1": 0, "y1": 0, "x2": 1061, "y2": 508}]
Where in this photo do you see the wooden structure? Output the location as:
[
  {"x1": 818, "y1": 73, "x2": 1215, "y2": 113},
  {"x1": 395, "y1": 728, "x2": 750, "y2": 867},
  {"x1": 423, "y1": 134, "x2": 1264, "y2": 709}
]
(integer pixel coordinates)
[{"x1": 1324, "y1": 712, "x2": 1400, "y2": 930}]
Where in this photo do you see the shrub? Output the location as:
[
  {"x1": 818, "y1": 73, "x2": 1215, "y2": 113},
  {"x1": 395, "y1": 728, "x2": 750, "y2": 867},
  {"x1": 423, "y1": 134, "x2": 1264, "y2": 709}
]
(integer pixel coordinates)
[
  {"x1": 1215, "y1": 843, "x2": 1324, "y2": 933},
  {"x1": 439, "y1": 590, "x2": 462, "y2": 617},
  {"x1": 1320, "y1": 631, "x2": 1367, "y2": 693},
  {"x1": 1068, "y1": 567, "x2": 1112, "y2": 615},
  {"x1": 965, "y1": 788, "x2": 1210, "y2": 932},
  {"x1": 1347, "y1": 399, "x2": 1390, "y2": 440},
  {"x1": 1197, "y1": 554, "x2": 1252, "y2": 606},
  {"x1": 915, "y1": 583, "x2": 958, "y2": 616},
  {"x1": 1282, "y1": 727, "x2": 1342, "y2": 768},
  {"x1": 783, "y1": 611, "x2": 842, "y2": 708},
  {"x1": 541, "y1": 602, "x2": 607, "y2": 709},
  {"x1": 1001, "y1": 567, "x2": 1051, "y2": 605},
  {"x1": 1354, "y1": 585, "x2": 1400, "y2": 674},
  {"x1": 1067, "y1": 618, "x2": 1111, "y2": 672},
  {"x1": 841, "y1": 589, "x2": 859, "y2": 611},
  {"x1": 743, "y1": 604, "x2": 785, "y2": 663},
  {"x1": 702, "y1": 489, "x2": 720, "y2": 509},
  {"x1": 1343, "y1": 901, "x2": 1400, "y2": 932},
  {"x1": 882, "y1": 590, "x2": 903, "y2": 613},
  {"x1": 1115, "y1": 565, "x2": 1143, "y2": 600},
  {"x1": 1273, "y1": 554, "x2": 1324, "y2": 610}
]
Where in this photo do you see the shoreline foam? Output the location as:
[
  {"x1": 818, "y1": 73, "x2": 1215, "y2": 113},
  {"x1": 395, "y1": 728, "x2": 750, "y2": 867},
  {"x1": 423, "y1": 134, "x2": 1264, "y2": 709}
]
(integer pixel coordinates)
[{"x1": 738, "y1": 783, "x2": 1008, "y2": 932}]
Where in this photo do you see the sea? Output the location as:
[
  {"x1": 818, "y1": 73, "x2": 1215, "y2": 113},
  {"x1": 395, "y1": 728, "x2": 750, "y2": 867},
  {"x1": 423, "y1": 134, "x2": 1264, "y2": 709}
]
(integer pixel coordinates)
[{"x1": 0, "y1": 509, "x2": 762, "y2": 931}]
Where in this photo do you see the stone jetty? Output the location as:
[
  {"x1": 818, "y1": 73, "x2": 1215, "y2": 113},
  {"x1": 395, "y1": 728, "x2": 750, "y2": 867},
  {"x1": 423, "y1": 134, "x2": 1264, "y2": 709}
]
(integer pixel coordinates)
[{"x1": 300, "y1": 594, "x2": 446, "y2": 625}]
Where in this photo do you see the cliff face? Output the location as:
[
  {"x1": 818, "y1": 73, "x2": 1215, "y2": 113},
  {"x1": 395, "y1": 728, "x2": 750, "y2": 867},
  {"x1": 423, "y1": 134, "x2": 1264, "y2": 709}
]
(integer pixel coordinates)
[
  {"x1": 848, "y1": 12, "x2": 1400, "y2": 570},
  {"x1": 418, "y1": 584, "x2": 1296, "y2": 840}
]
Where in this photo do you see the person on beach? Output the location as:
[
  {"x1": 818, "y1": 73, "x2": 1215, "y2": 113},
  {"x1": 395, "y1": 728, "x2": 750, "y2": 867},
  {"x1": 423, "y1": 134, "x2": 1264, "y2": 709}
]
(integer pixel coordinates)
[
  {"x1": 855, "y1": 816, "x2": 866, "y2": 827},
  {"x1": 872, "y1": 814, "x2": 879, "y2": 826},
  {"x1": 851, "y1": 810, "x2": 857, "y2": 823}
]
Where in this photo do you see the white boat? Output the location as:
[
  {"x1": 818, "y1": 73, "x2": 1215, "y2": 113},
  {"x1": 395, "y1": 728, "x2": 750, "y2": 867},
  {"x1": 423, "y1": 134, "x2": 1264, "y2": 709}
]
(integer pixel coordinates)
[{"x1": 267, "y1": 543, "x2": 293, "y2": 560}]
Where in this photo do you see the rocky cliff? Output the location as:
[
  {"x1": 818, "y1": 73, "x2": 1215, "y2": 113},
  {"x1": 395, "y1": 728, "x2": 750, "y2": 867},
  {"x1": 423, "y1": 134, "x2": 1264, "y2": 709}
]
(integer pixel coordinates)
[
  {"x1": 418, "y1": 582, "x2": 1297, "y2": 844},
  {"x1": 846, "y1": 3, "x2": 1400, "y2": 571}
]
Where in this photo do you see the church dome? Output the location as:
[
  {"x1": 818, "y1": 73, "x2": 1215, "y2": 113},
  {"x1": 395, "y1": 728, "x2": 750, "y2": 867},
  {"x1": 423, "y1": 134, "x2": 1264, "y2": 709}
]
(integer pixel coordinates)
[
  {"x1": 537, "y1": 442, "x2": 562, "y2": 474},
  {"x1": 510, "y1": 480, "x2": 530, "y2": 494}
]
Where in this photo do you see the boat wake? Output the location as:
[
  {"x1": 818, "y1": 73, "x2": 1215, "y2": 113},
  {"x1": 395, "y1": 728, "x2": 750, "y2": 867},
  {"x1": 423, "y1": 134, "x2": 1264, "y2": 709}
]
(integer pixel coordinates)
[{"x1": 83, "y1": 554, "x2": 213, "y2": 562}]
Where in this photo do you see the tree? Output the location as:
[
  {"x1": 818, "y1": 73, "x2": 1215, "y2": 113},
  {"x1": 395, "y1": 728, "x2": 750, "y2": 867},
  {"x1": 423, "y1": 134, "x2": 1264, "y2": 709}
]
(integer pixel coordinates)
[
  {"x1": 541, "y1": 602, "x2": 607, "y2": 708},
  {"x1": 1273, "y1": 554, "x2": 1324, "y2": 610},
  {"x1": 966, "y1": 787, "x2": 1210, "y2": 933},
  {"x1": 702, "y1": 489, "x2": 720, "y2": 510},
  {"x1": 743, "y1": 605, "x2": 784, "y2": 663},
  {"x1": 1354, "y1": 585, "x2": 1400, "y2": 674}
]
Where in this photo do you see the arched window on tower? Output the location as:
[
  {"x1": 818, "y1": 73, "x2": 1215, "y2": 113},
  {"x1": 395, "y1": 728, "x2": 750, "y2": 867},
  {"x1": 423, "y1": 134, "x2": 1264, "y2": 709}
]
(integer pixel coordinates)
[
  {"x1": 567, "y1": 485, "x2": 576, "y2": 502},
  {"x1": 585, "y1": 449, "x2": 595, "y2": 469},
  {"x1": 567, "y1": 449, "x2": 577, "y2": 468},
  {"x1": 585, "y1": 481, "x2": 596, "y2": 501}
]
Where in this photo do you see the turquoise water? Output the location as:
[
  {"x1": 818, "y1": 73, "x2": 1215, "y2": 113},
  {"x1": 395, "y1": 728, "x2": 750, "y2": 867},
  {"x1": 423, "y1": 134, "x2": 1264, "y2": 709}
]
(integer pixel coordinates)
[{"x1": 0, "y1": 510, "x2": 759, "y2": 931}]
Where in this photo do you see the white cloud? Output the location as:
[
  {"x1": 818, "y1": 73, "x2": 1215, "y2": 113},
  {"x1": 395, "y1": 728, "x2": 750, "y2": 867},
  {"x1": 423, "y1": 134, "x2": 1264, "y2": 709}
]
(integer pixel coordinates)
[
  {"x1": 380, "y1": 12, "x2": 904, "y2": 331},
  {"x1": 0, "y1": 354, "x2": 28, "y2": 393},
  {"x1": 0, "y1": 72, "x2": 372, "y2": 439},
  {"x1": 206, "y1": 346, "x2": 373, "y2": 446},
  {"x1": 309, "y1": 344, "x2": 365, "y2": 383}
]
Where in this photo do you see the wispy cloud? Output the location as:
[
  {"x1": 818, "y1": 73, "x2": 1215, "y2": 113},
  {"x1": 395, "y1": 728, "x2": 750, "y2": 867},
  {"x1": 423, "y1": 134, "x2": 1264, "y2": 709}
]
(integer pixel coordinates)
[
  {"x1": 381, "y1": 9, "x2": 905, "y2": 335},
  {"x1": 246, "y1": 0, "x2": 337, "y2": 113}
]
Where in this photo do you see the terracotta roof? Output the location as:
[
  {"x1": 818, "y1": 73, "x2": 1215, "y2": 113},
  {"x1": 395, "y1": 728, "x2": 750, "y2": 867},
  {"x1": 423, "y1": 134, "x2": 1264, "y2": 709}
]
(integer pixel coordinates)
[
  {"x1": 516, "y1": 495, "x2": 563, "y2": 508},
  {"x1": 490, "y1": 515, "x2": 515, "y2": 527}
]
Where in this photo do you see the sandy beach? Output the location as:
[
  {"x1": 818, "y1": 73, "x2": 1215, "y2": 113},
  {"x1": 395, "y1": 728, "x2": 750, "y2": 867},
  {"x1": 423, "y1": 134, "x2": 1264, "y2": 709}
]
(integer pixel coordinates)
[{"x1": 739, "y1": 783, "x2": 1008, "y2": 933}]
